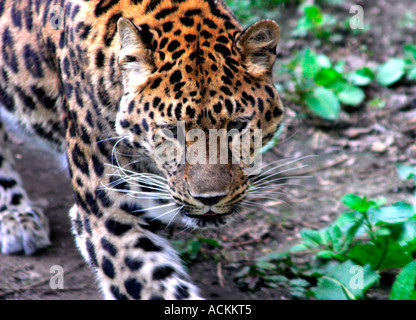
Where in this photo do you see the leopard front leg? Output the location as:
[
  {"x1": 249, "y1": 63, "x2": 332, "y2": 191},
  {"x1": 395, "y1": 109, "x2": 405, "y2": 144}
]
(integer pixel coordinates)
[
  {"x1": 69, "y1": 205, "x2": 201, "y2": 300},
  {"x1": 0, "y1": 121, "x2": 50, "y2": 255}
]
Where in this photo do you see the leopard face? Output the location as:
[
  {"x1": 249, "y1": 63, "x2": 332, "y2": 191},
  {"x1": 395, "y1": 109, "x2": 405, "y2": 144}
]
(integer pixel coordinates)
[{"x1": 115, "y1": 14, "x2": 284, "y2": 226}]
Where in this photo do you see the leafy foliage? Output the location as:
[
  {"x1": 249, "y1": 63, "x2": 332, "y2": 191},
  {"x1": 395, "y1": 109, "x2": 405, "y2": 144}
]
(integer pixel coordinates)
[
  {"x1": 237, "y1": 166, "x2": 416, "y2": 299},
  {"x1": 376, "y1": 44, "x2": 416, "y2": 86},
  {"x1": 279, "y1": 48, "x2": 372, "y2": 120}
]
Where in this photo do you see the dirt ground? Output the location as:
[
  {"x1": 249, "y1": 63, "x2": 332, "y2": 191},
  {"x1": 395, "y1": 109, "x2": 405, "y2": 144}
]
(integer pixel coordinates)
[{"x1": 0, "y1": 0, "x2": 415, "y2": 300}]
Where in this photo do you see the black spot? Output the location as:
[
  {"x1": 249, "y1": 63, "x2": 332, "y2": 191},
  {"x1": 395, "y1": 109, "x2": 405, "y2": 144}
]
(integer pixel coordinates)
[
  {"x1": 95, "y1": 0, "x2": 120, "y2": 17},
  {"x1": 11, "y1": 4, "x2": 22, "y2": 28},
  {"x1": 128, "y1": 100, "x2": 135, "y2": 113},
  {"x1": 101, "y1": 238, "x2": 118, "y2": 256},
  {"x1": 265, "y1": 85, "x2": 275, "y2": 99},
  {"x1": 162, "y1": 21, "x2": 173, "y2": 32},
  {"x1": 273, "y1": 106, "x2": 283, "y2": 117},
  {"x1": 175, "y1": 103, "x2": 182, "y2": 119},
  {"x1": 102, "y1": 256, "x2": 115, "y2": 279},
  {"x1": 10, "y1": 193, "x2": 23, "y2": 205},
  {"x1": 95, "y1": 188, "x2": 113, "y2": 207},
  {"x1": 151, "y1": 77, "x2": 163, "y2": 89},
  {"x1": 119, "y1": 119, "x2": 130, "y2": 128},
  {"x1": 146, "y1": 0, "x2": 161, "y2": 13},
  {"x1": 213, "y1": 102, "x2": 222, "y2": 113},
  {"x1": 265, "y1": 110, "x2": 272, "y2": 122},
  {"x1": 257, "y1": 98, "x2": 264, "y2": 113},
  {"x1": 71, "y1": 145, "x2": 89, "y2": 175},
  {"x1": 103, "y1": 13, "x2": 122, "y2": 47},
  {"x1": 24, "y1": 6, "x2": 33, "y2": 31},
  {"x1": 225, "y1": 99, "x2": 233, "y2": 114},
  {"x1": 167, "y1": 40, "x2": 180, "y2": 52},
  {"x1": 77, "y1": 22, "x2": 91, "y2": 39},
  {"x1": 84, "y1": 216, "x2": 92, "y2": 235},
  {"x1": 110, "y1": 286, "x2": 128, "y2": 300},
  {"x1": 86, "y1": 238, "x2": 98, "y2": 266},
  {"x1": 180, "y1": 17, "x2": 194, "y2": 27},
  {"x1": 124, "y1": 256, "x2": 144, "y2": 271},
  {"x1": 186, "y1": 106, "x2": 195, "y2": 118},
  {"x1": 184, "y1": 34, "x2": 196, "y2": 42},
  {"x1": 23, "y1": 45, "x2": 44, "y2": 78},
  {"x1": 172, "y1": 49, "x2": 185, "y2": 60},
  {"x1": 133, "y1": 124, "x2": 142, "y2": 136},
  {"x1": 152, "y1": 265, "x2": 175, "y2": 280},
  {"x1": 124, "y1": 278, "x2": 142, "y2": 299},
  {"x1": 174, "y1": 81, "x2": 186, "y2": 92},
  {"x1": 220, "y1": 86, "x2": 231, "y2": 96},
  {"x1": 217, "y1": 36, "x2": 229, "y2": 44},
  {"x1": 95, "y1": 50, "x2": 105, "y2": 68},
  {"x1": 85, "y1": 191, "x2": 103, "y2": 218},
  {"x1": 159, "y1": 37, "x2": 168, "y2": 50},
  {"x1": 203, "y1": 18, "x2": 217, "y2": 29},
  {"x1": 142, "y1": 118, "x2": 149, "y2": 131},
  {"x1": 30, "y1": 86, "x2": 56, "y2": 110},
  {"x1": 201, "y1": 30, "x2": 212, "y2": 39},
  {"x1": 175, "y1": 284, "x2": 190, "y2": 299},
  {"x1": 214, "y1": 44, "x2": 231, "y2": 57},
  {"x1": 105, "y1": 218, "x2": 132, "y2": 236},
  {"x1": 134, "y1": 237, "x2": 162, "y2": 252},
  {"x1": 92, "y1": 155, "x2": 104, "y2": 177},
  {"x1": 155, "y1": 6, "x2": 178, "y2": 20},
  {"x1": 169, "y1": 70, "x2": 182, "y2": 84}
]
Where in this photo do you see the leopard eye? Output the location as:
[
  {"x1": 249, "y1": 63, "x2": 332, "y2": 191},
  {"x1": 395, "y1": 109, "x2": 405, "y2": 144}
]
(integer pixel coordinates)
[
  {"x1": 227, "y1": 120, "x2": 248, "y2": 132},
  {"x1": 124, "y1": 55, "x2": 138, "y2": 63}
]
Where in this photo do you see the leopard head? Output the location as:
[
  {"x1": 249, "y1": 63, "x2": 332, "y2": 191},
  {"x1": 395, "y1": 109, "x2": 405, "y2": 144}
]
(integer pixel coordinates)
[{"x1": 115, "y1": 15, "x2": 283, "y2": 226}]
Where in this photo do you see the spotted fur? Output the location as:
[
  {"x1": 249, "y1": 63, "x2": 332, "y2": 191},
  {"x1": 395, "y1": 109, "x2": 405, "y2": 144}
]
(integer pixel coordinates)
[{"x1": 0, "y1": 0, "x2": 283, "y2": 299}]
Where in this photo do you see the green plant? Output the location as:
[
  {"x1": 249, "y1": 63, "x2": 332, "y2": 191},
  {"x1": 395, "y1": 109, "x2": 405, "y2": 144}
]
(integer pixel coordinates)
[
  {"x1": 376, "y1": 44, "x2": 416, "y2": 86},
  {"x1": 292, "y1": 4, "x2": 370, "y2": 41},
  {"x1": 172, "y1": 236, "x2": 222, "y2": 266},
  {"x1": 280, "y1": 48, "x2": 373, "y2": 120},
  {"x1": 292, "y1": 5, "x2": 337, "y2": 40},
  {"x1": 237, "y1": 165, "x2": 416, "y2": 299}
]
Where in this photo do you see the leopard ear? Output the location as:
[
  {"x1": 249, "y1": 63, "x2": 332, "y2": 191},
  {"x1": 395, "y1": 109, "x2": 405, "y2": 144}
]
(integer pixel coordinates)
[
  {"x1": 117, "y1": 17, "x2": 154, "y2": 88},
  {"x1": 237, "y1": 20, "x2": 280, "y2": 78}
]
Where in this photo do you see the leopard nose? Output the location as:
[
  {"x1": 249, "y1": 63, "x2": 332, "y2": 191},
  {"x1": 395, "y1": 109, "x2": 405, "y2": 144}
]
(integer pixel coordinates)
[{"x1": 194, "y1": 195, "x2": 226, "y2": 206}]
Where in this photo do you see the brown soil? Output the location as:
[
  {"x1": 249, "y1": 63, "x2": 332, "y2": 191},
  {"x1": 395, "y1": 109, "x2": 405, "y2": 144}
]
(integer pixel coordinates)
[{"x1": 0, "y1": 0, "x2": 415, "y2": 300}]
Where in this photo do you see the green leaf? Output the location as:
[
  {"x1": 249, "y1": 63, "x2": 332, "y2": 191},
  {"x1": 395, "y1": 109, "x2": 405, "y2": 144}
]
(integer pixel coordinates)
[
  {"x1": 369, "y1": 202, "x2": 416, "y2": 226},
  {"x1": 316, "y1": 54, "x2": 332, "y2": 68},
  {"x1": 341, "y1": 194, "x2": 377, "y2": 213},
  {"x1": 301, "y1": 48, "x2": 320, "y2": 80},
  {"x1": 407, "y1": 66, "x2": 416, "y2": 80},
  {"x1": 311, "y1": 260, "x2": 379, "y2": 300},
  {"x1": 304, "y1": 5, "x2": 323, "y2": 24},
  {"x1": 336, "y1": 84, "x2": 366, "y2": 106},
  {"x1": 314, "y1": 68, "x2": 342, "y2": 86},
  {"x1": 404, "y1": 44, "x2": 416, "y2": 62},
  {"x1": 347, "y1": 67, "x2": 375, "y2": 86},
  {"x1": 390, "y1": 261, "x2": 416, "y2": 300},
  {"x1": 304, "y1": 87, "x2": 340, "y2": 120},
  {"x1": 376, "y1": 58, "x2": 406, "y2": 86},
  {"x1": 300, "y1": 229, "x2": 324, "y2": 248},
  {"x1": 396, "y1": 164, "x2": 416, "y2": 181},
  {"x1": 349, "y1": 238, "x2": 412, "y2": 270}
]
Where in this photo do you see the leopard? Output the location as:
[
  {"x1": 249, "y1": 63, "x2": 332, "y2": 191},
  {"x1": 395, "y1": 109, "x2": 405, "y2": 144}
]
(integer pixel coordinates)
[{"x1": 0, "y1": 0, "x2": 284, "y2": 299}]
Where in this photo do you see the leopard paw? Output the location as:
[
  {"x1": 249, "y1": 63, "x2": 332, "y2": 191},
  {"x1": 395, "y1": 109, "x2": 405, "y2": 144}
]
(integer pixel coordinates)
[{"x1": 0, "y1": 207, "x2": 51, "y2": 255}]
